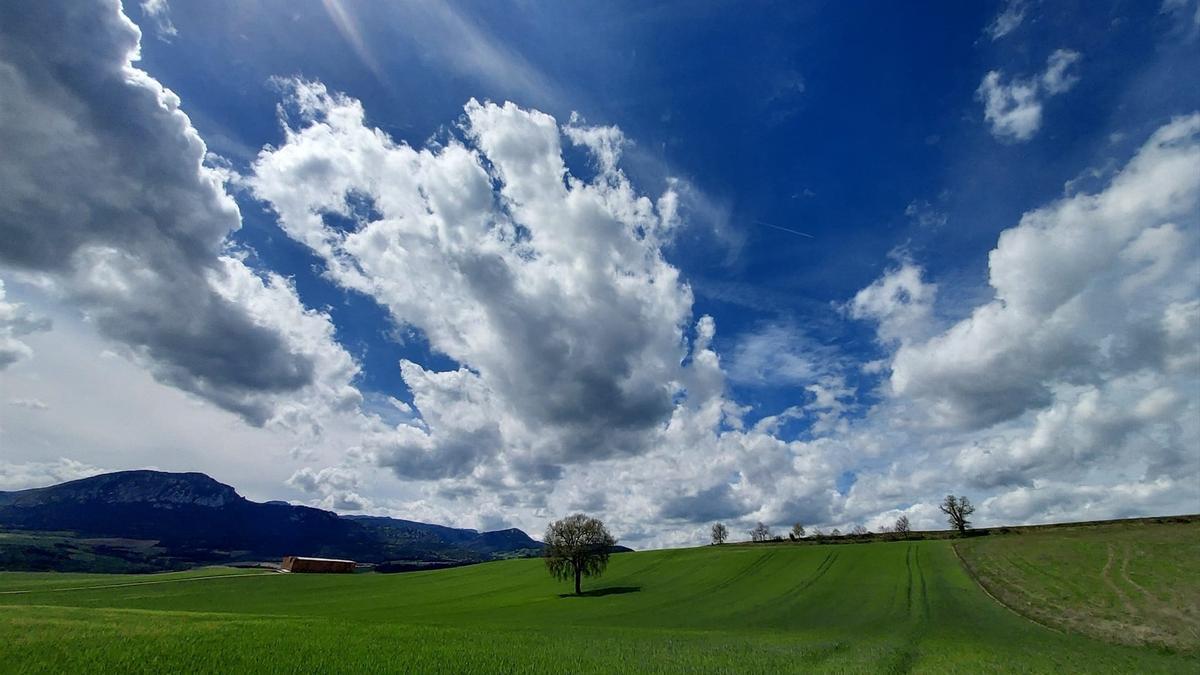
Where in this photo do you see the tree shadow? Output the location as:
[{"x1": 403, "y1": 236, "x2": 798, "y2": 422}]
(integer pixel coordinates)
[{"x1": 558, "y1": 586, "x2": 641, "y2": 598}]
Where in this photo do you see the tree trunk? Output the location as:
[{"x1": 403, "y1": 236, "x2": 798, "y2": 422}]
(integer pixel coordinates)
[{"x1": 574, "y1": 566, "x2": 581, "y2": 595}]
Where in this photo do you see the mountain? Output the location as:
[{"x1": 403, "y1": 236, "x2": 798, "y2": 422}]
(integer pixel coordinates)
[{"x1": 0, "y1": 470, "x2": 541, "y2": 572}]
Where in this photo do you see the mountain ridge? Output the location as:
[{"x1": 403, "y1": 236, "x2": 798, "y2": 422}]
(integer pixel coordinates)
[{"x1": 0, "y1": 470, "x2": 543, "y2": 572}]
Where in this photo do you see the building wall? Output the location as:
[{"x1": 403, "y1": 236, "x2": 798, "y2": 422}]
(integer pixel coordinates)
[{"x1": 281, "y1": 556, "x2": 355, "y2": 573}]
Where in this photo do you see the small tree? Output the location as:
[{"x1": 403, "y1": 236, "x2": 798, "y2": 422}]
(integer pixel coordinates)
[
  {"x1": 711, "y1": 522, "x2": 728, "y2": 545},
  {"x1": 829, "y1": 527, "x2": 842, "y2": 537},
  {"x1": 544, "y1": 514, "x2": 616, "y2": 595},
  {"x1": 939, "y1": 495, "x2": 975, "y2": 535},
  {"x1": 894, "y1": 514, "x2": 911, "y2": 538},
  {"x1": 790, "y1": 522, "x2": 806, "y2": 540},
  {"x1": 750, "y1": 521, "x2": 771, "y2": 542},
  {"x1": 851, "y1": 524, "x2": 869, "y2": 537}
]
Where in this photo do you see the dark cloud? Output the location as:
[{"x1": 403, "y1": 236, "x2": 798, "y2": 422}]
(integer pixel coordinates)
[
  {"x1": 0, "y1": 0, "x2": 323, "y2": 424},
  {"x1": 658, "y1": 483, "x2": 749, "y2": 522}
]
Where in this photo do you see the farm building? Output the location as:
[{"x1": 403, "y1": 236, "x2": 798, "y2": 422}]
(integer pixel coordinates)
[{"x1": 281, "y1": 556, "x2": 356, "y2": 573}]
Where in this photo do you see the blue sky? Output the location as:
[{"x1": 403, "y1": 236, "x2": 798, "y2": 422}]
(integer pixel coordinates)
[
  {"x1": 131, "y1": 0, "x2": 1198, "y2": 420},
  {"x1": 1, "y1": 0, "x2": 1198, "y2": 547}
]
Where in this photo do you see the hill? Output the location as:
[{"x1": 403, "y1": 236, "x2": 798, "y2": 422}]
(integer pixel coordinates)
[
  {"x1": 0, "y1": 470, "x2": 540, "y2": 571},
  {"x1": 956, "y1": 518, "x2": 1200, "y2": 651},
  {"x1": 1, "y1": 519, "x2": 1196, "y2": 672}
]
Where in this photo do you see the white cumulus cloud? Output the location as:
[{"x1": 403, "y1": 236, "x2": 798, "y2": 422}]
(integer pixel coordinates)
[
  {"x1": 0, "y1": 0, "x2": 361, "y2": 431},
  {"x1": 0, "y1": 279, "x2": 50, "y2": 370},
  {"x1": 251, "y1": 82, "x2": 698, "y2": 480},
  {"x1": 977, "y1": 49, "x2": 1082, "y2": 141}
]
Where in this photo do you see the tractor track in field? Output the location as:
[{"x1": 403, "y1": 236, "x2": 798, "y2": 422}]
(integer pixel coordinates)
[
  {"x1": 904, "y1": 544, "x2": 930, "y2": 620},
  {"x1": 915, "y1": 546, "x2": 930, "y2": 619},
  {"x1": 1101, "y1": 544, "x2": 1138, "y2": 615},
  {"x1": 1112, "y1": 543, "x2": 1195, "y2": 632},
  {"x1": 705, "y1": 549, "x2": 779, "y2": 595},
  {"x1": 778, "y1": 550, "x2": 839, "y2": 604},
  {"x1": 0, "y1": 571, "x2": 278, "y2": 595},
  {"x1": 951, "y1": 543, "x2": 1065, "y2": 635},
  {"x1": 1118, "y1": 545, "x2": 1152, "y2": 600},
  {"x1": 905, "y1": 544, "x2": 913, "y2": 616}
]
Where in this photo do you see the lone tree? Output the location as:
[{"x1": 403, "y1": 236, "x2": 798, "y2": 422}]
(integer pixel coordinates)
[
  {"x1": 790, "y1": 522, "x2": 806, "y2": 540},
  {"x1": 894, "y1": 514, "x2": 911, "y2": 538},
  {"x1": 711, "y1": 523, "x2": 728, "y2": 545},
  {"x1": 544, "y1": 514, "x2": 616, "y2": 595},
  {"x1": 939, "y1": 495, "x2": 975, "y2": 535},
  {"x1": 750, "y1": 521, "x2": 771, "y2": 542}
]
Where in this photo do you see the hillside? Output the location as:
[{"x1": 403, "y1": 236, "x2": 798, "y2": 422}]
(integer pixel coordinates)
[
  {"x1": 956, "y1": 519, "x2": 1200, "y2": 651},
  {"x1": 0, "y1": 471, "x2": 541, "y2": 570},
  {"x1": 2, "y1": 520, "x2": 1196, "y2": 673}
]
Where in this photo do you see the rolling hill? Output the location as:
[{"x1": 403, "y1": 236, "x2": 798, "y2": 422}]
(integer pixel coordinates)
[{"x1": 1, "y1": 519, "x2": 1196, "y2": 673}]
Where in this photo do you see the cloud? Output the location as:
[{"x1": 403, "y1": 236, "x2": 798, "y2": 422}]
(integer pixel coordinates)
[
  {"x1": 1160, "y1": 0, "x2": 1200, "y2": 33},
  {"x1": 0, "y1": 0, "x2": 360, "y2": 428},
  {"x1": 977, "y1": 72, "x2": 1041, "y2": 141},
  {"x1": 8, "y1": 398, "x2": 49, "y2": 410},
  {"x1": 819, "y1": 114, "x2": 1200, "y2": 541},
  {"x1": 849, "y1": 260, "x2": 938, "y2": 346},
  {"x1": 982, "y1": 476, "x2": 1189, "y2": 525},
  {"x1": 877, "y1": 115, "x2": 1200, "y2": 430},
  {"x1": 252, "y1": 83, "x2": 699, "y2": 479},
  {"x1": 987, "y1": 0, "x2": 1027, "y2": 40},
  {"x1": 0, "y1": 280, "x2": 51, "y2": 370},
  {"x1": 250, "y1": 88, "x2": 854, "y2": 541},
  {"x1": 5, "y1": 0, "x2": 1195, "y2": 550},
  {"x1": 286, "y1": 465, "x2": 368, "y2": 511},
  {"x1": 287, "y1": 466, "x2": 359, "y2": 494},
  {"x1": 0, "y1": 302, "x2": 385, "y2": 509},
  {"x1": 1041, "y1": 49, "x2": 1083, "y2": 95},
  {"x1": 977, "y1": 49, "x2": 1082, "y2": 141},
  {"x1": 0, "y1": 458, "x2": 107, "y2": 491},
  {"x1": 139, "y1": 0, "x2": 177, "y2": 40},
  {"x1": 659, "y1": 483, "x2": 749, "y2": 522},
  {"x1": 904, "y1": 200, "x2": 947, "y2": 229},
  {"x1": 725, "y1": 323, "x2": 839, "y2": 387}
]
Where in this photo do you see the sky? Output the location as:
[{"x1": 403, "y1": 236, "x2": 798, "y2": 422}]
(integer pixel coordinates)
[{"x1": 1, "y1": 0, "x2": 1198, "y2": 548}]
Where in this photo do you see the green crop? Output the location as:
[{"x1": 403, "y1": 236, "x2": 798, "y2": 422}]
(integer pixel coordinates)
[{"x1": 2, "y1": 524, "x2": 1196, "y2": 673}]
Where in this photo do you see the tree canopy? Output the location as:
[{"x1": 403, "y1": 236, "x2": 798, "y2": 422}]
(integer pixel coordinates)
[
  {"x1": 544, "y1": 514, "x2": 616, "y2": 595},
  {"x1": 939, "y1": 495, "x2": 976, "y2": 535}
]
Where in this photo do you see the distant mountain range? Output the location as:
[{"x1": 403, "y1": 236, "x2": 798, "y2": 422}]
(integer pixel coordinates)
[{"x1": 0, "y1": 470, "x2": 543, "y2": 572}]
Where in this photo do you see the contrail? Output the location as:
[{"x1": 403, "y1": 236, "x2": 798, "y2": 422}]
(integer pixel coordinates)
[{"x1": 753, "y1": 220, "x2": 814, "y2": 239}]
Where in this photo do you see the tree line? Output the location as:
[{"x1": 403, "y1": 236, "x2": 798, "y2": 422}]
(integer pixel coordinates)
[
  {"x1": 542, "y1": 495, "x2": 976, "y2": 594},
  {"x1": 712, "y1": 494, "x2": 975, "y2": 545}
]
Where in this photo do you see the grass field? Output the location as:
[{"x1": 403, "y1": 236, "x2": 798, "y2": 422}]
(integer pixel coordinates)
[
  {"x1": 956, "y1": 520, "x2": 1200, "y2": 651},
  {"x1": 2, "y1": 527, "x2": 1197, "y2": 673}
]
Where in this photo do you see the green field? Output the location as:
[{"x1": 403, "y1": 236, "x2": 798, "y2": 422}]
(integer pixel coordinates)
[
  {"x1": 2, "y1": 525, "x2": 1197, "y2": 673},
  {"x1": 956, "y1": 520, "x2": 1200, "y2": 651}
]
